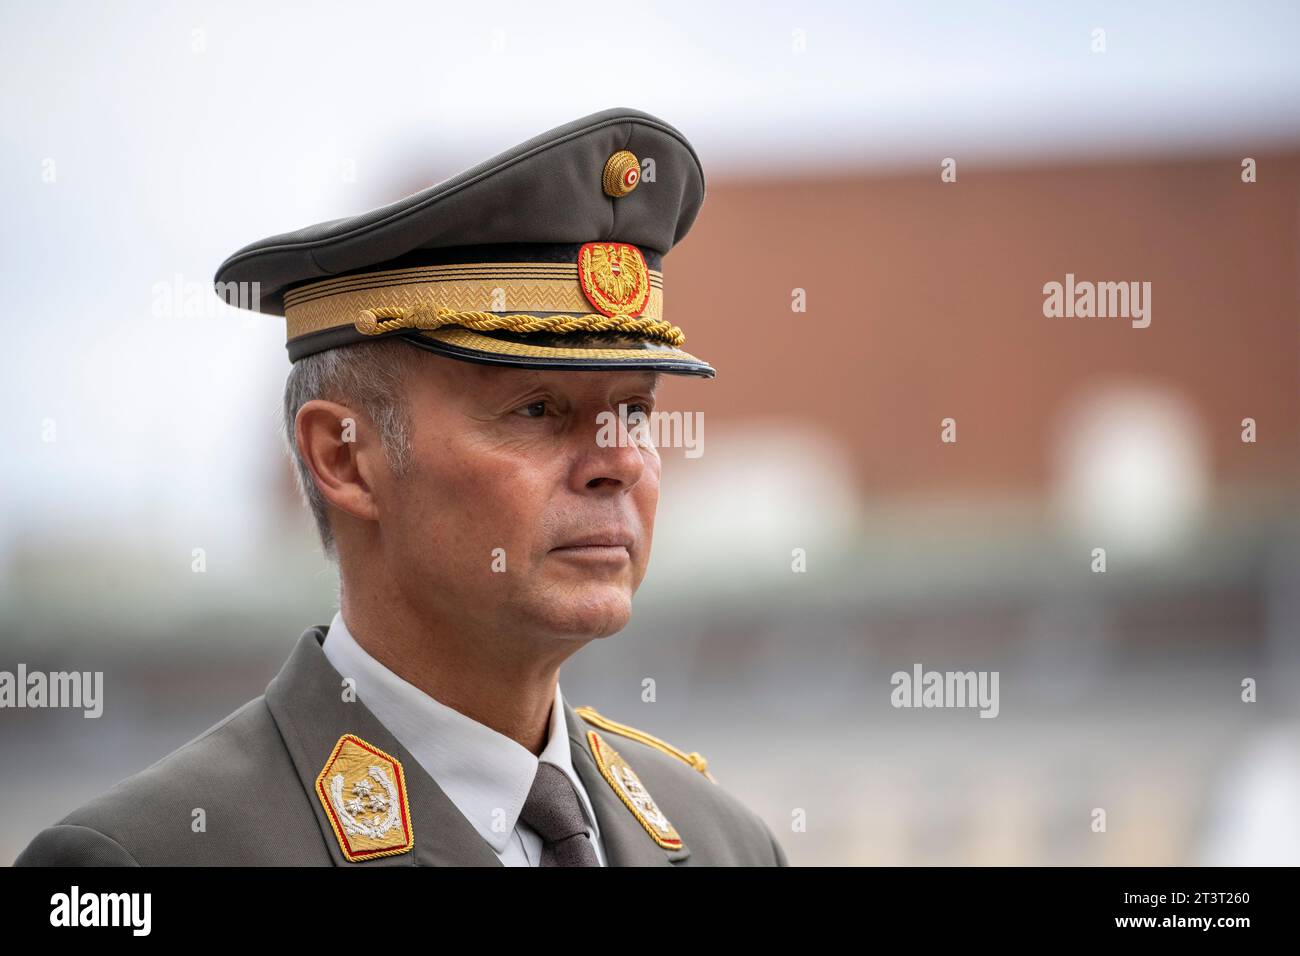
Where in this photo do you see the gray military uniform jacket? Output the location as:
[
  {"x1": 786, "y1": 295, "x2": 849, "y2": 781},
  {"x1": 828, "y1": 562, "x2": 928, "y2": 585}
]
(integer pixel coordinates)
[{"x1": 15, "y1": 625, "x2": 788, "y2": 866}]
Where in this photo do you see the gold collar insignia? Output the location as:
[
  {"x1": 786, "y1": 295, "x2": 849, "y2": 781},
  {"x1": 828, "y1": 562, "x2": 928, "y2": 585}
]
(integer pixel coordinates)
[
  {"x1": 587, "y1": 730, "x2": 683, "y2": 851},
  {"x1": 315, "y1": 734, "x2": 415, "y2": 863}
]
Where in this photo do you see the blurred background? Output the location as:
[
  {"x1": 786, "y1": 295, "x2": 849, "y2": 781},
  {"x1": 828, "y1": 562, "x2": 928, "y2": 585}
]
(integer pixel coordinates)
[{"x1": 2, "y1": 1, "x2": 1298, "y2": 865}]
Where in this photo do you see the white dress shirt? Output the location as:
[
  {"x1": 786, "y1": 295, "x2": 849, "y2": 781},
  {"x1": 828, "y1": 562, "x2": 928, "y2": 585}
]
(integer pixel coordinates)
[{"x1": 320, "y1": 611, "x2": 605, "y2": 866}]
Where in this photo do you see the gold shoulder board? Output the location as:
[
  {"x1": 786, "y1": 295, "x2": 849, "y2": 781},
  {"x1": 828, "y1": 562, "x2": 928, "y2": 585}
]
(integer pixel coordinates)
[{"x1": 574, "y1": 705, "x2": 717, "y2": 784}]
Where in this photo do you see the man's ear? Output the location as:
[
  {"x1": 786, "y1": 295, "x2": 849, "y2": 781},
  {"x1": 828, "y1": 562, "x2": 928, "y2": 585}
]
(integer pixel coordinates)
[{"x1": 294, "y1": 399, "x2": 383, "y2": 525}]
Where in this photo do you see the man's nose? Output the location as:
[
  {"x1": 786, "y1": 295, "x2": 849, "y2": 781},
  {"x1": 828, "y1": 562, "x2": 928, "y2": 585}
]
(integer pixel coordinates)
[{"x1": 571, "y1": 410, "x2": 651, "y2": 491}]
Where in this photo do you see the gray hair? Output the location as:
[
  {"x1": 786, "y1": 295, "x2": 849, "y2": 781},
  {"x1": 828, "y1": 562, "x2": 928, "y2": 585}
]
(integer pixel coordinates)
[{"x1": 281, "y1": 339, "x2": 419, "y2": 560}]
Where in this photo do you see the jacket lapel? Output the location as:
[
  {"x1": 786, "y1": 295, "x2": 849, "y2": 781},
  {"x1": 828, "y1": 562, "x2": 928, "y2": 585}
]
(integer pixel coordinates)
[
  {"x1": 264, "y1": 626, "x2": 502, "y2": 867},
  {"x1": 564, "y1": 699, "x2": 691, "y2": 866}
]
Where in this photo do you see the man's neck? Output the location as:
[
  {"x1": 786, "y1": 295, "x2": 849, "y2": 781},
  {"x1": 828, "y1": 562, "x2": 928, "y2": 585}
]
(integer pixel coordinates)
[{"x1": 337, "y1": 593, "x2": 569, "y2": 756}]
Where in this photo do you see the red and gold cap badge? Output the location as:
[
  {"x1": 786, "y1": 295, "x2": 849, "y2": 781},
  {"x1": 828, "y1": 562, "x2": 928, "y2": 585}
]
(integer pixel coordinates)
[
  {"x1": 601, "y1": 149, "x2": 641, "y2": 197},
  {"x1": 577, "y1": 242, "x2": 652, "y2": 320}
]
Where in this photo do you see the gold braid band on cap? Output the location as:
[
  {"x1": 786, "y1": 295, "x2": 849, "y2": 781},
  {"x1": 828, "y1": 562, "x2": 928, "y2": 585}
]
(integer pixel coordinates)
[
  {"x1": 354, "y1": 305, "x2": 686, "y2": 347},
  {"x1": 280, "y1": 262, "x2": 684, "y2": 347}
]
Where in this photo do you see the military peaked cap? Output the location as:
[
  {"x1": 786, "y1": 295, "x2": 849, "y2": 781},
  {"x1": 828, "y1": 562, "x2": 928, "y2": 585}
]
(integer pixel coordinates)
[{"x1": 213, "y1": 107, "x2": 715, "y2": 377}]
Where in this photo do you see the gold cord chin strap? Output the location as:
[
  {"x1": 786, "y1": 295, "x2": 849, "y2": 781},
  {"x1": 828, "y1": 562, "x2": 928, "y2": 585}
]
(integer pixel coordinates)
[{"x1": 354, "y1": 305, "x2": 687, "y2": 348}]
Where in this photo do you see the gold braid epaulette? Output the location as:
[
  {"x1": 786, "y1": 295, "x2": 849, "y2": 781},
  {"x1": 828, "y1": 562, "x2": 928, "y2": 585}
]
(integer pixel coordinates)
[
  {"x1": 355, "y1": 305, "x2": 686, "y2": 348},
  {"x1": 574, "y1": 705, "x2": 717, "y2": 784}
]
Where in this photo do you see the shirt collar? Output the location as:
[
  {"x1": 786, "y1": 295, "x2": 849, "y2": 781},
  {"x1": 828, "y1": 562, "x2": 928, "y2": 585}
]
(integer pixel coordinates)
[{"x1": 319, "y1": 610, "x2": 600, "y2": 854}]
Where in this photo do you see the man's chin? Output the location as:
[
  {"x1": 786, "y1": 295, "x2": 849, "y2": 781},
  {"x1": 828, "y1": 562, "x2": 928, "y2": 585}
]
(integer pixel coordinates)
[{"x1": 530, "y1": 586, "x2": 634, "y2": 641}]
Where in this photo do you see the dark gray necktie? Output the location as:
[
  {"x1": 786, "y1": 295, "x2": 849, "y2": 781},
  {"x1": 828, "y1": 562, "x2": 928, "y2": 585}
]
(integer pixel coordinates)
[{"x1": 519, "y1": 762, "x2": 600, "y2": 866}]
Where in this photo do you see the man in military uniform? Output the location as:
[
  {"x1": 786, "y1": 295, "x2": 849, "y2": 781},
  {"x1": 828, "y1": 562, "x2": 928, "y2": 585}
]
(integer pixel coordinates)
[{"x1": 15, "y1": 108, "x2": 788, "y2": 867}]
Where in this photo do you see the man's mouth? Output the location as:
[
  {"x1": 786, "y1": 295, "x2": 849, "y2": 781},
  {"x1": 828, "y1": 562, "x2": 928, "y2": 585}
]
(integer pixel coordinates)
[{"x1": 550, "y1": 533, "x2": 634, "y2": 558}]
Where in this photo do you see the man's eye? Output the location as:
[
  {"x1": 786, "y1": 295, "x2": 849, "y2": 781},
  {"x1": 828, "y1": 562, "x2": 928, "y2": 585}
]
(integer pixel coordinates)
[
  {"x1": 624, "y1": 402, "x2": 651, "y2": 418},
  {"x1": 515, "y1": 400, "x2": 549, "y2": 418}
]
